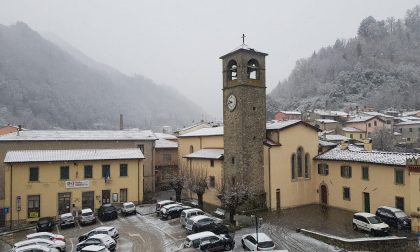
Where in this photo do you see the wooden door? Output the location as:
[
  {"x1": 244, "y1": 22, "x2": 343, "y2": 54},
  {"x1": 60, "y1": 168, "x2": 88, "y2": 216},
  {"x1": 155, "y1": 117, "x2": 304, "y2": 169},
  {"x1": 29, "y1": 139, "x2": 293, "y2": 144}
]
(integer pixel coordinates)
[
  {"x1": 320, "y1": 185, "x2": 328, "y2": 205},
  {"x1": 276, "y1": 189, "x2": 280, "y2": 210}
]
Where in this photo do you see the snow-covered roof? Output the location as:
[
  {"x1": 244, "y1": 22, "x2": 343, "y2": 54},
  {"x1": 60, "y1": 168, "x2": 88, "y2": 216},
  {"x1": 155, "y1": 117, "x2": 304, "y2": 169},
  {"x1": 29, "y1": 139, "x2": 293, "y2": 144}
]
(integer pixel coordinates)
[
  {"x1": 0, "y1": 130, "x2": 157, "y2": 141},
  {"x1": 393, "y1": 132, "x2": 402, "y2": 136},
  {"x1": 342, "y1": 127, "x2": 364, "y2": 132},
  {"x1": 314, "y1": 110, "x2": 348, "y2": 117},
  {"x1": 266, "y1": 120, "x2": 319, "y2": 131},
  {"x1": 346, "y1": 116, "x2": 376, "y2": 123},
  {"x1": 4, "y1": 148, "x2": 144, "y2": 163},
  {"x1": 155, "y1": 139, "x2": 178, "y2": 149},
  {"x1": 179, "y1": 126, "x2": 223, "y2": 137},
  {"x1": 319, "y1": 140, "x2": 338, "y2": 147},
  {"x1": 402, "y1": 110, "x2": 420, "y2": 117},
  {"x1": 316, "y1": 119, "x2": 337, "y2": 124},
  {"x1": 396, "y1": 120, "x2": 420, "y2": 126},
  {"x1": 316, "y1": 145, "x2": 420, "y2": 166},
  {"x1": 154, "y1": 133, "x2": 177, "y2": 140},
  {"x1": 362, "y1": 112, "x2": 394, "y2": 118},
  {"x1": 177, "y1": 122, "x2": 211, "y2": 132},
  {"x1": 322, "y1": 134, "x2": 350, "y2": 142},
  {"x1": 279, "y1": 111, "x2": 301, "y2": 115},
  {"x1": 184, "y1": 149, "x2": 224, "y2": 160}
]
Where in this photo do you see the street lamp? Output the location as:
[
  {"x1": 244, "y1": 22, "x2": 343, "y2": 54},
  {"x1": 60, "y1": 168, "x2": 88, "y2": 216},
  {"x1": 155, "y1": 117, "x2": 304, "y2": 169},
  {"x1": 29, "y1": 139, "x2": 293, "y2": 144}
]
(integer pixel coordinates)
[{"x1": 251, "y1": 215, "x2": 263, "y2": 249}]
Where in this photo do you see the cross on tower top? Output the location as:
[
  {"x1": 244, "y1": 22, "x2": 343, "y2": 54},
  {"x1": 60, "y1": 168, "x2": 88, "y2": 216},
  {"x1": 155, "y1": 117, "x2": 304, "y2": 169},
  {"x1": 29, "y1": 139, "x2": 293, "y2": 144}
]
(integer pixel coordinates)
[{"x1": 241, "y1": 34, "x2": 246, "y2": 45}]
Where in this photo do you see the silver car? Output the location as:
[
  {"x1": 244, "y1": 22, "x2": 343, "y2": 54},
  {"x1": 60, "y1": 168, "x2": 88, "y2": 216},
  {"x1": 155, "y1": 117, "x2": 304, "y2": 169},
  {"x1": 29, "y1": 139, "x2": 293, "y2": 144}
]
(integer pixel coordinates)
[{"x1": 13, "y1": 238, "x2": 66, "y2": 252}]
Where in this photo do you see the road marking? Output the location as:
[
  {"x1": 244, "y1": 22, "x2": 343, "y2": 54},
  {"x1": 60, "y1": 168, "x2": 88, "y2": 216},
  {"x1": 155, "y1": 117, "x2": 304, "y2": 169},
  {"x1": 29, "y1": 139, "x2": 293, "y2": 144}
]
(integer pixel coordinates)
[
  {"x1": 128, "y1": 232, "x2": 146, "y2": 244},
  {"x1": 56, "y1": 225, "x2": 60, "y2": 234},
  {"x1": 98, "y1": 219, "x2": 104, "y2": 225},
  {"x1": 141, "y1": 216, "x2": 182, "y2": 241},
  {"x1": 70, "y1": 238, "x2": 74, "y2": 251},
  {"x1": 76, "y1": 221, "x2": 82, "y2": 230}
]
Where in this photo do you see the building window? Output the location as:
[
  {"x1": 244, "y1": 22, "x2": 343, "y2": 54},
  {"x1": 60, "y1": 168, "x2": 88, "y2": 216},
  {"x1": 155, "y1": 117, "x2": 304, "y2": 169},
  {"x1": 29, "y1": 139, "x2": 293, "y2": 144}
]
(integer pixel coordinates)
[
  {"x1": 399, "y1": 128, "x2": 402, "y2": 133},
  {"x1": 60, "y1": 166, "x2": 69, "y2": 180},
  {"x1": 340, "y1": 165, "x2": 352, "y2": 178},
  {"x1": 29, "y1": 167, "x2": 39, "y2": 182},
  {"x1": 374, "y1": 121, "x2": 377, "y2": 126},
  {"x1": 350, "y1": 134, "x2": 353, "y2": 139},
  {"x1": 395, "y1": 196, "x2": 404, "y2": 211},
  {"x1": 318, "y1": 164, "x2": 329, "y2": 175},
  {"x1": 291, "y1": 154, "x2": 296, "y2": 180},
  {"x1": 247, "y1": 59, "x2": 260, "y2": 80},
  {"x1": 362, "y1": 166, "x2": 369, "y2": 180},
  {"x1": 120, "y1": 188, "x2": 128, "y2": 202},
  {"x1": 297, "y1": 147, "x2": 303, "y2": 177},
  {"x1": 368, "y1": 123, "x2": 371, "y2": 127},
  {"x1": 360, "y1": 134, "x2": 363, "y2": 139},
  {"x1": 137, "y1": 144, "x2": 144, "y2": 154},
  {"x1": 163, "y1": 153, "x2": 172, "y2": 161},
  {"x1": 102, "y1": 165, "x2": 111, "y2": 178},
  {"x1": 28, "y1": 195, "x2": 40, "y2": 218},
  {"x1": 395, "y1": 169, "x2": 404, "y2": 185},
  {"x1": 84, "y1": 165, "x2": 93, "y2": 179},
  {"x1": 227, "y1": 60, "x2": 238, "y2": 80},
  {"x1": 120, "y1": 164, "x2": 128, "y2": 177},
  {"x1": 189, "y1": 145, "x2": 194, "y2": 154},
  {"x1": 209, "y1": 176, "x2": 215, "y2": 188},
  {"x1": 409, "y1": 128, "x2": 413, "y2": 132},
  {"x1": 231, "y1": 157, "x2": 235, "y2": 164},
  {"x1": 343, "y1": 187, "x2": 351, "y2": 200},
  {"x1": 210, "y1": 160, "x2": 214, "y2": 167},
  {"x1": 304, "y1": 153, "x2": 310, "y2": 178},
  {"x1": 386, "y1": 120, "x2": 391, "y2": 124},
  {"x1": 407, "y1": 138, "x2": 411, "y2": 142}
]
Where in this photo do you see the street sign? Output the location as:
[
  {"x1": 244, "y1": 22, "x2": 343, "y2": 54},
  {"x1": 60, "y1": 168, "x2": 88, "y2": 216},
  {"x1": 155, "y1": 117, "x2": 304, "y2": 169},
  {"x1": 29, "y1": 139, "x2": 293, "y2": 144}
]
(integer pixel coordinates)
[{"x1": 16, "y1": 196, "x2": 21, "y2": 211}]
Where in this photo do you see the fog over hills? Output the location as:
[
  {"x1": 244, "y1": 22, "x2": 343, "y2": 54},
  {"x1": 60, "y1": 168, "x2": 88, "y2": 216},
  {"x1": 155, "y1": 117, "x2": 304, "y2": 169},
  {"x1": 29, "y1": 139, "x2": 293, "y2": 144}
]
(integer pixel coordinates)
[
  {"x1": 0, "y1": 22, "x2": 204, "y2": 130},
  {"x1": 268, "y1": 6, "x2": 420, "y2": 117}
]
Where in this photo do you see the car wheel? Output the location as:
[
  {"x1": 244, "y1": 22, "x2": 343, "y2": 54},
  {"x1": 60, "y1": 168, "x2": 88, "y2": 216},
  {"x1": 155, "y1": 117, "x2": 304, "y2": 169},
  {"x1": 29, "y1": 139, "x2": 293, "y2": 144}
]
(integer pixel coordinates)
[
  {"x1": 352, "y1": 223, "x2": 358, "y2": 231},
  {"x1": 370, "y1": 229, "x2": 376, "y2": 236},
  {"x1": 241, "y1": 240, "x2": 246, "y2": 250},
  {"x1": 168, "y1": 215, "x2": 172, "y2": 220},
  {"x1": 224, "y1": 244, "x2": 232, "y2": 251},
  {"x1": 397, "y1": 223, "x2": 401, "y2": 230}
]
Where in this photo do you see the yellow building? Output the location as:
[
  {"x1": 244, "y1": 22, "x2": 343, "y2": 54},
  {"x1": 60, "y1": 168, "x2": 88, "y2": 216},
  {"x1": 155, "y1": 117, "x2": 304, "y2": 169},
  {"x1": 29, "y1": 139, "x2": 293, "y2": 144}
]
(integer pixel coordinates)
[
  {"x1": 4, "y1": 148, "x2": 144, "y2": 223},
  {"x1": 341, "y1": 127, "x2": 366, "y2": 141}
]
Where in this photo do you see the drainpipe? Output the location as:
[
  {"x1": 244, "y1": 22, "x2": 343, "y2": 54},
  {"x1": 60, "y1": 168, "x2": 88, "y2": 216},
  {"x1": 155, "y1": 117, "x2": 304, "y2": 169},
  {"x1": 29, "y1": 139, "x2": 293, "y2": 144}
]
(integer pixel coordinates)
[
  {"x1": 268, "y1": 147, "x2": 272, "y2": 210},
  {"x1": 137, "y1": 159, "x2": 140, "y2": 204},
  {"x1": 10, "y1": 164, "x2": 12, "y2": 229}
]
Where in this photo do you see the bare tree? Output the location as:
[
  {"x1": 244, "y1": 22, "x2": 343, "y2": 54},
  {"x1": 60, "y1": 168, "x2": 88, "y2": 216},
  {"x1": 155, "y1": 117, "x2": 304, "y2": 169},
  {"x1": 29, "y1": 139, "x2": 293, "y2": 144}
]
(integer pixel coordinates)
[
  {"x1": 188, "y1": 168, "x2": 208, "y2": 209},
  {"x1": 217, "y1": 175, "x2": 252, "y2": 224},
  {"x1": 168, "y1": 165, "x2": 188, "y2": 202}
]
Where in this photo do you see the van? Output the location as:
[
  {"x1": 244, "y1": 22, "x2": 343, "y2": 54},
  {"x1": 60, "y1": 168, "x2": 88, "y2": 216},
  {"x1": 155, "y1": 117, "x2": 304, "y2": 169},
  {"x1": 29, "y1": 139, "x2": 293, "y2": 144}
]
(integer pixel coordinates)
[
  {"x1": 180, "y1": 208, "x2": 205, "y2": 227},
  {"x1": 352, "y1": 212, "x2": 390, "y2": 236},
  {"x1": 375, "y1": 206, "x2": 411, "y2": 230}
]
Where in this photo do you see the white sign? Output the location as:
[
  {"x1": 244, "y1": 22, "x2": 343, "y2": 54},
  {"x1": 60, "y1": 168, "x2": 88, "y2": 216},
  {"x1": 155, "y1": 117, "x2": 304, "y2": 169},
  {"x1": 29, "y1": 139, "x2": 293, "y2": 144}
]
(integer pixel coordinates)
[{"x1": 65, "y1": 180, "x2": 90, "y2": 189}]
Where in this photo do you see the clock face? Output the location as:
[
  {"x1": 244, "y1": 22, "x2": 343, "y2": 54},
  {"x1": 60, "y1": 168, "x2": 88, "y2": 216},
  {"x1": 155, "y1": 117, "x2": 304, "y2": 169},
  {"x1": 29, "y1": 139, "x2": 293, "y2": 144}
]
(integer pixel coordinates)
[{"x1": 227, "y1": 94, "x2": 237, "y2": 111}]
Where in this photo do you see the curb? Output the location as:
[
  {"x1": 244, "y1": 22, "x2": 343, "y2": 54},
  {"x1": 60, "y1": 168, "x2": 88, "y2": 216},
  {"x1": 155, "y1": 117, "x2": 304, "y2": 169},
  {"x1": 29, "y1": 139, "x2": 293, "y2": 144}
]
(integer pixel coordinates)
[{"x1": 0, "y1": 226, "x2": 35, "y2": 237}]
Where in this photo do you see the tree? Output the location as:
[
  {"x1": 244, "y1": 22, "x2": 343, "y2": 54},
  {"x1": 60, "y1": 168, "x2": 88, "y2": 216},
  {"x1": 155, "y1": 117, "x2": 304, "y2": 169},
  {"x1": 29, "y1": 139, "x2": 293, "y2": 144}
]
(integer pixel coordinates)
[
  {"x1": 188, "y1": 168, "x2": 208, "y2": 209},
  {"x1": 217, "y1": 175, "x2": 252, "y2": 224},
  {"x1": 371, "y1": 128, "x2": 398, "y2": 151},
  {"x1": 168, "y1": 165, "x2": 188, "y2": 202}
]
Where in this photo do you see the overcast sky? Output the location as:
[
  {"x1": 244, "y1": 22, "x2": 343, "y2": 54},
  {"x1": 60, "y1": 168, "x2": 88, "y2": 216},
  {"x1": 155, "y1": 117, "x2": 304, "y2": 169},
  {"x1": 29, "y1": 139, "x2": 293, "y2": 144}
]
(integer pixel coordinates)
[{"x1": 0, "y1": 0, "x2": 418, "y2": 120}]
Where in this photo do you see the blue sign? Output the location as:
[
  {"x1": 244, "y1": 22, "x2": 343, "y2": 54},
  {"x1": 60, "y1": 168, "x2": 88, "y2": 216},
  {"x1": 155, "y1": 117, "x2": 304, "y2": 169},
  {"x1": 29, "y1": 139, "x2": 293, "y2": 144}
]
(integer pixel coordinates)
[{"x1": 3, "y1": 208, "x2": 9, "y2": 214}]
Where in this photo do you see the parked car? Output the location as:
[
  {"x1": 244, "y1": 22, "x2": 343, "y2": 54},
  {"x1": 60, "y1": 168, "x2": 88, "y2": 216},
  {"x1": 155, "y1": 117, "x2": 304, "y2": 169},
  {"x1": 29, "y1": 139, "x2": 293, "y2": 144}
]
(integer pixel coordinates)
[
  {"x1": 241, "y1": 233, "x2": 276, "y2": 251},
  {"x1": 183, "y1": 231, "x2": 235, "y2": 251},
  {"x1": 192, "y1": 222, "x2": 229, "y2": 235},
  {"x1": 79, "y1": 226, "x2": 119, "y2": 242},
  {"x1": 155, "y1": 200, "x2": 175, "y2": 215},
  {"x1": 26, "y1": 232, "x2": 65, "y2": 242},
  {"x1": 376, "y1": 206, "x2": 411, "y2": 230},
  {"x1": 121, "y1": 202, "x2": 136, "y2": 216},
  {"x1": 79, "y1": 208, "x2": 96, "y2": 226},
  {"x1": 12, "y1": 238, "x2": 66, "y2": 252},
  {"x1": 76, "y1": 234, "x2": 116, "y2": 252},
  {"x1": 80, "y1": 245, "x2": 110, "y2": 252},
  {"x1": 186, "y1": 215, "x2": 222, "y2": 234},
  {"x1": 161, "y1": 205, "x2": 191, "y2": 220},
  {"x1": 352, "y1": 212, "x2": 390, "y2": 236},
  {"x1": 98, "y1": 204, "x2": 118, "y2": 221},
  {"x1": 36, "y1": 217, "x2": 55, "y2": 232},
  {"x1": 180, "y1": 208, "x2": 205, "y2": 227},
  {"x1": 60, "y1": 212, "x2": 75, "y2": 228},
  {"x1": 14, "y1": 244, "x2": 60, "y2": 252}
]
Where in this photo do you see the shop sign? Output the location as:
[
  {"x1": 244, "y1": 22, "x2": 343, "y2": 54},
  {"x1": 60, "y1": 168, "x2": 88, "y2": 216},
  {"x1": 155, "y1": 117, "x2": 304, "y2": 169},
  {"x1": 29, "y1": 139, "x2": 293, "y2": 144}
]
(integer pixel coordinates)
[{"x1": 65, "y1": 180, "x2": 90, "y2": 189}]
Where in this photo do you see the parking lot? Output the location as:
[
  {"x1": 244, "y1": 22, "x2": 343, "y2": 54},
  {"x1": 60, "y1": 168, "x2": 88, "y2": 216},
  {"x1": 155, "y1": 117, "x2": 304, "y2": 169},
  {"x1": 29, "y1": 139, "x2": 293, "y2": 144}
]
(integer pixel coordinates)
[{"x1": 0, "y1": 203, "x2": 415, "y2": 252}]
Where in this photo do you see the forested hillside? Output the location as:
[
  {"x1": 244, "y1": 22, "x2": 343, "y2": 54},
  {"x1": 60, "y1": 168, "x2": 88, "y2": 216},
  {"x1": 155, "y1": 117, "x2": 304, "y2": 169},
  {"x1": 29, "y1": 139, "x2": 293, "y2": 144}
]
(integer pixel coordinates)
[
  {"x1": 0, "y1": 22, "x2": 204, "y2": 130},
  {"x1": 269, "y1": 6, "x2": 420, "y2": 117}
]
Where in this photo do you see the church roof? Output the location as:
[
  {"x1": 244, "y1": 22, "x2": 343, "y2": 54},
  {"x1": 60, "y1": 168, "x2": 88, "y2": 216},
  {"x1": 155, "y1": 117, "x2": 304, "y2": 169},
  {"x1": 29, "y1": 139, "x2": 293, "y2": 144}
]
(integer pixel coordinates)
[{"x1": 219, "y1": 44, "x2": 268, "y2": 59}]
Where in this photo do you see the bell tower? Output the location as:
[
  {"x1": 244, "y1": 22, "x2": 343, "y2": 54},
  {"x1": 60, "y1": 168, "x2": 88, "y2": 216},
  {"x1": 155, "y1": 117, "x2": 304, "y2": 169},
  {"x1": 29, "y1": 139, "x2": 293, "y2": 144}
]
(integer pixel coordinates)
[{"x1": 220, "y1": 43, "x2": 268, "y2": 197}]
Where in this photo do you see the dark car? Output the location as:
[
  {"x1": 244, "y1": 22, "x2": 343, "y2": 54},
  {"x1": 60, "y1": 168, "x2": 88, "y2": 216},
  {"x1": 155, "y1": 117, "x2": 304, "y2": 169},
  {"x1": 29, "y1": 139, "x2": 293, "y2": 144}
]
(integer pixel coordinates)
[
  {"x1": 36, "y1": 217, "x2": 55, "y2": 232},
  {"x1": 161, "y1": 205, "x2": 191, "y2": 220},
  {"x1": 192, "y1": 222, "x2": 229, "y2": 235},
  {"x1": 376, "y1": 206, "x2": 411, "y2": 230},
  {"x1": 199, "y1": 234, "x2": 235, "y2": 251},
  {"x1": 98, "y1": 204, "x2": 118, "y2": 221}
]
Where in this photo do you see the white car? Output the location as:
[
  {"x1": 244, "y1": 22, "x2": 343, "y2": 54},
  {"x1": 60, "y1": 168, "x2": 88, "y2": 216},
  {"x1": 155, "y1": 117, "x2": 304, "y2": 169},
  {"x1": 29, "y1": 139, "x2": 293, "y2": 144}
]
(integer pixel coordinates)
[
  {"x1": 121, "y1": 202, "x2": 136, "y2": 216},
  {"x1": 81, "y1": 245, "x2": 110, "y2": 252},
  {"x1": 353, "y1": 212, "x2": 390, "y2": 236},
  {"x1": 241, "y1": 233, "x2": 276, "y2": 251},
  {"x1": 160, "y1": 203, "x2": 182, "y2": 215},
  {"x1": 78, "y1": 226, "x2": 119, "y2": 242},
  {"x1": 12, "y1": 238, "x2": 66, "y2": 252},
  {"x1": 76, "y1": 234, "x2": 116, "y2": 252},
  {"x1": 26, "y1": 232, "x2": 65, "y2": 242},
  {"x1": 185, "y1": 215, "x2": 222, "y2": 234},
  {"x1": 14, "y1": 244, "x2": 60, "y2": 252},
  {"x1": 79, "y1": 208, "x2": 96, "y2": 225},
  {"x1": 59, "y1": 212, "x2": 75, "y2": 228}
]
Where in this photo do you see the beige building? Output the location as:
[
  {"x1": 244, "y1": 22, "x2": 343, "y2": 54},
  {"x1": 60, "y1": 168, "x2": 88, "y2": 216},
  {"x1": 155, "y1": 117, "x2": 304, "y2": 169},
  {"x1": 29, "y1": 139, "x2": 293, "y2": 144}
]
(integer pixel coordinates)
[
  {"x1": 154, "y1": 136, "x2": 178, "y2": 190},
  {"x1": 4, "y1": 148, "x2": 144, "y2": 224},
  {"x1": 341, "y1": 127, "x2": 366, "y2": 141}
]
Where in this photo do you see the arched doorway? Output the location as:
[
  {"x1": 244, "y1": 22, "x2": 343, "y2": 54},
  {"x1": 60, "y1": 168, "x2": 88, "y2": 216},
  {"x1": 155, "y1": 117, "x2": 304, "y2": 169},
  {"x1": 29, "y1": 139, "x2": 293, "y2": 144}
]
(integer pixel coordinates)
[{"x1": 320, "y1": 184, "x2": 328, "y2": 205}]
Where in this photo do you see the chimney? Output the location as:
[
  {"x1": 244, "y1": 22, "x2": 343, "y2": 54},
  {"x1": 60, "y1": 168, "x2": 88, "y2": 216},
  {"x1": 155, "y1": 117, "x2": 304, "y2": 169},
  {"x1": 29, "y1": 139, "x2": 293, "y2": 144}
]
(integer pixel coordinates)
[
  {"x1": 363, "y1": 138, "x2": 372, "y2": 151},
  {"x1": 119, "y1": 114, "x2": 123, "y2": 130},
  {"x1": 340, "y1": 140, "x2": 349, "y2": 150}
]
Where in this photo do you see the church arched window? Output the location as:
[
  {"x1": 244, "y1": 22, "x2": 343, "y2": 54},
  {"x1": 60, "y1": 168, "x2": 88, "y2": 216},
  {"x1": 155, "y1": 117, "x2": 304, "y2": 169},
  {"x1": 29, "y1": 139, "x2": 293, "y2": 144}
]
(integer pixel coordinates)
[
  {"x1": 189, "y1": 145, "x2": 194, "y2": 154},
  {"x1": 304, "y1": 153, "x2": 310, "y2": 178},
  {"x1": 227, "y1": 60, "x2": 238, "y2": 80},
  {"x1": 297, "y1": 147, "x2": 303, "y2": 177},
  {"x1": 247, "y1": 59, "x2": 260, "y2": 80},
  {"x1": 291, "y1": 153, "x2": 296, "y2": 180}
]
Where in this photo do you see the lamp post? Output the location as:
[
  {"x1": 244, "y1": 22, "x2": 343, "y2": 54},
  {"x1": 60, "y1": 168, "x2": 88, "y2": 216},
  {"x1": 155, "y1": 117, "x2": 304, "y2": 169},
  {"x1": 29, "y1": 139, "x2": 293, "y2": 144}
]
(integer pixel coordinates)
[{"x1": 251, "y1": 215, "x2": 263, "y2": 249}]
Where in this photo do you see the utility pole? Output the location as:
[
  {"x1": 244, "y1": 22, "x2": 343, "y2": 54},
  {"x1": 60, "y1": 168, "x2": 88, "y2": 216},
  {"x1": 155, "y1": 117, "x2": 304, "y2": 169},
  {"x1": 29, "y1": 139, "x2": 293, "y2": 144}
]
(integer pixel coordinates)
[{"x1": 251, "y1": 215, "x2": 263, "y2": 249}]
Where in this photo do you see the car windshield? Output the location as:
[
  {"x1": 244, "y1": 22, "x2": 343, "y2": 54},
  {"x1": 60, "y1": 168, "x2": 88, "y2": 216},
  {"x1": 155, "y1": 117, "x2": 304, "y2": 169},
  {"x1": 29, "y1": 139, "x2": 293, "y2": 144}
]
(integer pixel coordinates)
[
  {"x1": 125, "y1": 203, "x2": 135, "y2": 208},
  {"x1": 367, "y1": 216, "x2": 382, "y2": 224},
  {"x1": 82, "y1": 212, "x2": 92, "y2": 216},
  {"x1": 395, "y1": 211, "x2": 407, "y2": 218},
  {"x1": 38, "y1": 219, "x2": 50, "y2": 224}
]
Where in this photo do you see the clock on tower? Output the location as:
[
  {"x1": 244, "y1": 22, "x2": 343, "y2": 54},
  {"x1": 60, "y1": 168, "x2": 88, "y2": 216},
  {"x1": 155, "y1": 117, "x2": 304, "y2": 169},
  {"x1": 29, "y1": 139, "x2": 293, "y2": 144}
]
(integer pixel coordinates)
[{"x1": 220, "y1": 43, "x2": 268, "y2": 198}]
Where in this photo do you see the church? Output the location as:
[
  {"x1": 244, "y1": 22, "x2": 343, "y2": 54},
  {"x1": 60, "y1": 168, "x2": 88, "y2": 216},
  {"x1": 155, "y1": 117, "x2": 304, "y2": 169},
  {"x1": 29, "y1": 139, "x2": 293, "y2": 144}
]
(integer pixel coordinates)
[{"x1": 178, "y1": 43, "x2": 420, "y2": 220}]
